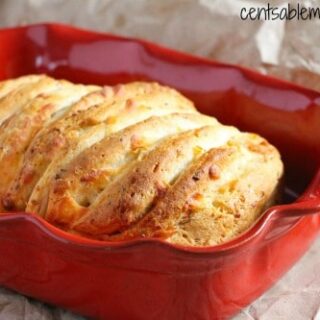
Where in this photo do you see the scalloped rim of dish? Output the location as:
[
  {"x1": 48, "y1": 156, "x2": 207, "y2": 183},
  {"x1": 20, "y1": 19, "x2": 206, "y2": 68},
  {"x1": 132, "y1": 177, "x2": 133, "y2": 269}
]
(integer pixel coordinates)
[
  {"x1": 0, "y1": 169, "x2": 318, "y2": 255},
  {"x1": 0, "y1": 23, "x2": 319, "y2": 255}
]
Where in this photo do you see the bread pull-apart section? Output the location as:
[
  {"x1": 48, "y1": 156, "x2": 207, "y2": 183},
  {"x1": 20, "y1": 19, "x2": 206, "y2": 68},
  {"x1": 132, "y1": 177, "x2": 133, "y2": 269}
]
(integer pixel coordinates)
[
  {"x1": 44, "y1": 113, "x2": 218, "y2": 227},
  {"x1": 5, "y1": 81, "x2": 195, "y2": 212},
  {"x1": 0, "y1": 75, "x2": 283, "y2": 247},
  {"x1": 108, "y1": 134, "x2": 282, "y2": 246}
]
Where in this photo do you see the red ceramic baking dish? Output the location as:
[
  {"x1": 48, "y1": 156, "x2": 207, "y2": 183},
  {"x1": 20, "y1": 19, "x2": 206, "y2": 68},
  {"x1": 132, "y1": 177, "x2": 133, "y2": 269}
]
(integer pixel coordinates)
[{"x1": 0, "y1": 23, "x2": 319, "y2": 320}]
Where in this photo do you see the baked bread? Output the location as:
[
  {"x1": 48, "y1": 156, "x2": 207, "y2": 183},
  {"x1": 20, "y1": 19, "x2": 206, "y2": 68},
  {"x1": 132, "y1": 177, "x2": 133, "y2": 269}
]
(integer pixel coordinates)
[{"x1": 0, "y1": 75, "x2": 283, "y2": 246}]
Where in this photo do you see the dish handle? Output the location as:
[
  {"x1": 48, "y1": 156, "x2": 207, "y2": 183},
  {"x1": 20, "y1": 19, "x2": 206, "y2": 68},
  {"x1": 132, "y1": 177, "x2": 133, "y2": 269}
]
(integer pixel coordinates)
[{"x1": 255, "y1": 168, "x2": 320, "y2": 243}]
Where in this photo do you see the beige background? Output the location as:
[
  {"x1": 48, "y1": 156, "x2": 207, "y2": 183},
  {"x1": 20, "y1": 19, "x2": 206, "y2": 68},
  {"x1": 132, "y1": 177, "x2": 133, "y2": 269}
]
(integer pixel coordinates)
[{"x1": 0, "y1": 0, "x2": 319, "y2": 319}]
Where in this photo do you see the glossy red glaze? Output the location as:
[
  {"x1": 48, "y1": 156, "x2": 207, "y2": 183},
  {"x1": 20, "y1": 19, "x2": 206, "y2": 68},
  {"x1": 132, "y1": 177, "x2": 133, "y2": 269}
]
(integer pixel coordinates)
[{"x1": 0, "y1": 23, "x2": 319, "y2": 320}]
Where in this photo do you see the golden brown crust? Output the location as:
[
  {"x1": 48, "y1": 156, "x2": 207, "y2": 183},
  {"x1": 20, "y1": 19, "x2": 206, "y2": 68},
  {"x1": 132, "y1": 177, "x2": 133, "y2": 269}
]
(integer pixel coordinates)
[
  {"x1": 105, "y1": 135, "x2": 283, "y2": 246},
  {"x1": 45, "y1": 113, "x2": 218, "y2": 227},
  {"x1": 3, "y1": 90, "x2": 102, "y2": 210},
  {"x1": 6, "y1": 81, "x2": 192, "y2": 212},
  {"x1": 0, "y1": 75, "x2": 43, "y2": 100},
  {"x1": 23, "y1": 82, "x2": 197, "y2": 217},
  {"x1": 107, "y1": 148, "x2": 237, "y2": 242},
  {"x1": 73, "y1": 125, "x2": 239, "y2": 235},
  {"x1": 0, "y1": 75, "x2": 60, "y2": 125},
  {"x1": 0, "y1": 82, "x2": 99, "y2": 211},
  {"x1": 0, "y1": 75, "x2": 284, "y2": 247}
]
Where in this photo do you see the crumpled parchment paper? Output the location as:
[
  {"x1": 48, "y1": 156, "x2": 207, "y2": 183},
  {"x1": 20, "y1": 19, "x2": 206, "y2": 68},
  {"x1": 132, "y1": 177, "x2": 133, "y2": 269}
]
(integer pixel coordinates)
[{"x1": 0, "y1": 0, "x2": 319, "y2": 319}]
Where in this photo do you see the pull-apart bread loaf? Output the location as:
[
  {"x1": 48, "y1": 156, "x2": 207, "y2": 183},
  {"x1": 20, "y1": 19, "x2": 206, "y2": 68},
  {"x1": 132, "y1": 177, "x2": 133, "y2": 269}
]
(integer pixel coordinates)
[{"x1": 0, "y1": 75, "x2": 283, "y2": 246}]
